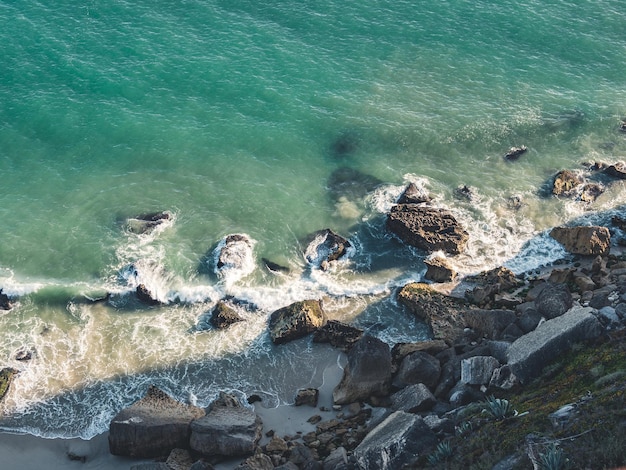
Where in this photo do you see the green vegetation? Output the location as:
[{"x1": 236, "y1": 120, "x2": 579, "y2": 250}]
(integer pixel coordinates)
[{"x1": 421, "y1": 330, "x2": 626, "y2": 469}]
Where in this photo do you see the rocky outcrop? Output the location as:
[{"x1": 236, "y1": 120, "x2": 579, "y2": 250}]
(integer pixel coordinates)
[
  {"x1": 604, "y1": 161, "x2": 626, "y2": 179},
  {"x1": 327, "y1": 167, "x2": 383, "y2": 201},
  {"x1": 550, "y1": 226, "x2": 610, "y2": 256},
  {"x1": 312, "y1": 320, "x2": 363, "y2": 351},
  {"x1": 507, "y1": 306, "x2": 602, "y2": 384},
  {"x1": 108, "y1": 386, "x2": 205, "y2": 458},
  {"x1": 424, "y1": 256, "x2": 456, "y2": 282},
  {"x1": 552, "y1": 170, "x2": 584, "y2": 196},
  {"x1": 190, "y1": 395, "x2": 262, "y2": 458},
  {"x1": 125, "y1": 211, "x2": 171, "y2": 235},
  {"x1": 294, "y1": 388, "x2": 319, "y2": 407},
  {"x1": 397, "y1": 182, "x2": 431, "y2": 204},
  {"x1": 304, "y1": 229, "x2": 351, "y2": 270},
  {"x1": 504, "y1": 145, "x2": 527, "y2": 161},
  {"x1": 465, "y1": 266, "x2": 522, "y2": 308},
  {"x1": 210, "y1": 300, "x2": 244, "y2": 329},
  {"x1": 353, "y1": 411, "x2": 437, "y2": 470},
  {"x1": 387, "y1": 204, "x2": 469, "y2": 255},
  {"x1": 333, "y1": 335, "x2": 392, "y2": 405},
  {"x1": 0, "y1": 289, "x2": 13, "y2": 310},
  {"x1": 215, "y1": 234, "x2": 255, "y2": 275},
  {"x1": 136, "y1": 284, "x2": 161, "y2": 306},
  {"x1": 0, "y1": 368, "x2": 18, "y2": 402},
  {"x1": 269, "y1": 300, "x2": 326, "y2": 345}
]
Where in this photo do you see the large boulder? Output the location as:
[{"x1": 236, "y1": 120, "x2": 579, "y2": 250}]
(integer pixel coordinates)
[
  {"x1": 304, "y1": 229, "x2": 351, "y2": 270},
  {"x1": 397, "y1": 283, "x2": 467, "y2": 344},
  {"x1": 0, "y1": 368, "x2": 18, "y2": 402},
  {"x1": 190, "y1": 395, "x2": 262, "y2": 458},
  {"x1": 269, "y1": 300, "x2": 326, "y2": 345},
  {"x1": 507, "y1": 306, "x2": 602, "y2": 384},
  {"x1": 463, "y1": 309, "x2": 517, "y2": 340},
  {"x1": 424, "y1": 256, "x2": 456, "y2": 282},
  {"x1": 552, "y1": 170, "x2": 583, "y2": 196},
  {"x1": 214, "y1": 234, "x2": 256, "y2": 284},
  {"x1": 461, "y1": 356, "x2": 500, "y2": 385},
  {"x1": 549, "y1": 226, "x2": 610, "y2": 256},
  {"x1": 312, "y1": 320, "x2": 363, "y2": 351},
  {"x1": 390, "y1": 384, "x2": 437, "y2": 413},
  {"x1": 534, "y1": 282, "x2": 573, "y2": 319},
  {"x1": 392, "y1": 351, "x2": 441, "y2": 390},
  {"x1": 210, "y1": 300, "x2": 244, "y2": 329},
  {"x1": 386, "y1": 204, "x2": 469, "y2": 255},
  {"x1": 353, "y1": 411, "x2": 437, "y2": 470},
  {"x1": 0, "y1": 289, "x2": 13, "y2": 310},
  {"x1": 333, "y1": 335, "x2": 392, "y2": 405},
  {"x1": 125, "y1": 211, "x2": 171, "y2": 235},
  {"x1": 108, "y1": 386, "x2": 206, "y2": 458},
  {"x1": 397, "y1": 182, "x2": 431, "y2": 205}
]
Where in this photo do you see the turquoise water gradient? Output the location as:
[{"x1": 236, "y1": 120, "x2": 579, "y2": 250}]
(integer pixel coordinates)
[{"x1": 0, "y1": 0, "x2": 625, "y2": 437}]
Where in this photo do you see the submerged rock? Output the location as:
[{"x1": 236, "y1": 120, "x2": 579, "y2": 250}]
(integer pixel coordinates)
[
  {"x1": 261, "y1": 258, "x2": 290, "y2": 274},
  {"x1": 327, "y1": 167, "x2": 383, "y2": 201},
  {"x1": 504, "y1": 145, "x2": 528, "y2": 161},
  {"x1": 108, "y1": 386, "x2": 205, "y2": 458},
  {"x1": 550, "y1": 225, "x2": 610, "y2": 256},
  {"x1": 330, "y1": 132, "x2": 359, "y2": 158},
  {"x1": 125, "y1": 211, "x2": 171, "y2": 235},
  {"x1": 304, "y1": 229, "x2": 351, "y2": 270},
  {"x1": 387, "y1": 204, "x2": 469, "y2": 255},
  {"x1": 269, "y1": 300, "x2": 326, "y2": 345}
]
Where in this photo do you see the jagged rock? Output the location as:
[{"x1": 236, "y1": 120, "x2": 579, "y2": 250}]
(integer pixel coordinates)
[
  {"x1": 215, "y1": 234, "x2": 255, "y2": 275},
  {"x1": 0, "y1": 368, "x2": 18, "y2": 402},
  {"x1": 386, "y1": 204, "x2": 469, "y2": 255},
  {"x1": 465, "y1": 266, "x2": 522, "y2": 307},
  {"x1": 589, "y1": 284, "x2": 618, "y2": 309},
  {"x1": 15, "y1": 348, "x2": 35, "y2": 361},
  {"x1": 210, "y1": 301, "x2": 244, "y2": 329},
  {"x1": 312, "y1": 320, "x2": 363, "y2": 351},
  {"x1": 461, "y1": 356, "x2": 500, "y2": 385},
  {"x1": 391, "y1": 340, "x2": 448, "y2": 373},
  {"x1": 0, "y1": 289, "x2": 13, "y2": 310},
  {"x1": 126, "y1": 211, "x2": 171, "y2": 235},
  {"x1": 550, "y1": 226, "x2": 610, "y2": 256},
  {"x1": 504, "y1": 145, "x2": 527, "y2": 161},
  {"x1": 605, "y1": 161, "x2": 626, "y2": 179},
  {"x1": 424, "y1": 256, "x2": 456, "y2": 282},
  {"x1": 166, "y1": 448, "x2": 195, "y2": 470},
  {"x1": 489, "y1": 365, "x2": 520, "y2": 390},
  {"x1": 333, "y1": 335, "x2": 392, "y2": 405},
  {"x1": 463, "y1": 309, "x2": 517, "y2": 340},
  {"x1": 262, "y1": 258, "x2": 290, "y2": 274},
  {"x1": 265, "y1": 436, "x2": 289, "y2": 453},
  {"x1": 323, "y1": 447, "x2": 348, "y2": 470},
  {"x1": 234, "y1": 453, "x2": 274, "y2": 470},
  {"x1": 295, "y1": 388, "x2": 319, "y2": 407},
  {"x1": 392, "y1": 351, "x2": 441, "y2": 390},
  {"x1": 552, "y1": 170, "x2": 584, "y2": 195},
  {"x1": 579, "y1": 183, "x2": 605, "y2": 202},
  {"x1": 304, "y1": 229, "x2": 352, "y2": 270},
  {"x1": 136, "y1": 284, "x2": 161, "y2": 305},
  {"x1": 269, "y1": 300, "x2": 326, "y2": 345},
  {"x1": 534, "y1": 282, "x2": 573, "y2": 319},
  {"x1": 353, "y1": 411, "x2": 437, "y2": 470},
  {"x1": 390, "y1": 384, "x2": 436, "y2": 413},
  {"x1": 190, "y1": 397, "x2": 262, "y2": 458},
  {"x1": 454, "y1": 184, "x2": 476, "y2": 201},
  {"x1": 189, "y1": 461, "x2": 216, "y2": 470},
  {"x1": 397, "y1": 182, "x2": 431, "y2": 204},
  {"x1": 108, "y1": 386, "x2": 205, "y2": 458},
  {"x1": 507, "y1": 306, "x2": 603, "y2": 384},
  {"x1": 397, "y1": 283, "x2": 467, "y2": 344}
]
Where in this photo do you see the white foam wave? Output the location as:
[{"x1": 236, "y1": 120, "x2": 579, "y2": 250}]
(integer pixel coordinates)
[{"x1": 213, "y1": 234, "x2": 257, "y2": 289}]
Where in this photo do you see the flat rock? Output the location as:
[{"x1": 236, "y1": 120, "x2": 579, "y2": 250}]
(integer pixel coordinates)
[
  {"x1": 108, "y1": 386, "x2": 205, "y2": 458},
  {"x1": 550, "y1": 226, "x2": 610, "y2": 256},
  {"x1": 424, "y1": 256, "x2": 456, "y2": 282},
  {"x1": 386, "y1": 204, "x2": 469, "y2": 255},
  {"x1": 390, "y1": 384, "x2": 437, "y2": 413},
  {"x1": 269, "y1": 300, "x2": 326, "y2": 345},
  {"x1": 507, "y1": 306, "x2": 602, "y2": 384},
  {"x1": 312, "y1": 320, "x2": 363, "y2": 351},
  {"x1": 353, "y1": 411, "x2": 437, "y2": 470}
]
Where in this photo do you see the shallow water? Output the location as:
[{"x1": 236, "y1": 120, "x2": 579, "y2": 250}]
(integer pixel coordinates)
[{"x1": 0, "y1": 0, "x2": 625, "y2": 438}]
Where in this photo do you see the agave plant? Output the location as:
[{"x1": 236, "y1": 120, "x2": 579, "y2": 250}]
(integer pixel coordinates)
[
  {"x1": 538, "y1": 444, "x2": 567, "y2": 470},
  {"x1": 427, "y1": 441, "x2": 454, "y2": 466},
  {"x1": 482, "y1": 395, "x2": 517, "y2": 420}
]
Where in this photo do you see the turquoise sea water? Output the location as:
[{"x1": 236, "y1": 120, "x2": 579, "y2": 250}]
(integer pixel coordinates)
[{"x1": 0, "y1": 0, "x2": 625, "y2": 438}]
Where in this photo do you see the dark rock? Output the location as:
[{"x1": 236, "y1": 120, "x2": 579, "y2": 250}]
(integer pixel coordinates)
[
  {"x1": 262, "y1": 258, "x2": 290, "y2": 274},
  {"x1": 391, "y1": 340, "x2": 448, "y2": 372},
  {"x1": 0, "y1": 289, "x2": 13, "y2": 310},
  {"x1": 465, "y1": 267, "x2": 522, "y2": 307},
  {"x1": 327, "y1": 167, "x2": 383, "y2": 201},
  {"x1": 190, "y1": 398, "x2": 262, "y2": 458},
  {"x1": 454, "y1": 185, "x2": 476, "y2": 201},
  {"x1": 304, "y1": 229, "x2": 352, "y2": 270},
  {"x1": 0, "y1": 368, "x2": 18, "y2": 402},
  {"x1": 323, "y1": 446, "x2": 348, "y2": 470},
  {"x1": 247, "y1": 394, "x2": 262, "y2": 405},
  {"x1": 579, "y1": 183, "x2": 605, "y2": 202},
  {"x1": 390, "y1": 384, "x2": 436, "y2": 413},
  {"x1": 463, "y1": 309, "x2": 516, "y2": 340},
  {"x1": 136, "y1": 284, "x2": 161, "y2": 305},
  {"x1": 15, "y1": 348, "x2": 35, "y2": 361},
  {"x1": 130, "y1": 464, "x2": 171, "y2": 470},
  {"x1": 108, "y1": 386, "x2": 205, "y2": 458},
  {"x1": 166, "y1": 448, "x2": 195, "y2": 469},
  {"x1": 210, "y1": 301, "x2": 244, "y2": 329},
  {"x1": 504, "y1": 145, "x2": 527, "y2": 161},
  {"x1": 126, "y1": 211, "x2": 171, "y2": 235},
  {"x1": 552, "y1": 170, "x2": 584, "y2": 196},
  {"x1": 589, "y1": 284, "x2": 618, "y2": 309},
  {"x1": 534, "y1": 282, "x2": 573, "y2": 319},
  {"x1": 397, "y1": 283, "x2": 467, "y2": 344},
  {"x1": 312, "y1": 320, "x2": 363, "y2": 351},
  {"x1": 234, "y1": 453, "x2": 274, "y2": 470},
  {"x1": 269, "y1": 300, "x2": 326, "y2": 345},
  {"x1": 353, "y1": 411, "x2": 437, "y2": 470},
  {"x1": 507, "y1": 306, "x2": 602, "y2": 384},
  {"x1": 392, "y1": 351, "x2": 441, "y2": 390},
  {"x1": 489, "y1": 365, "x2": 520, "y2": 390},
  {"x1": 397, "y1": 182, "x2": 431, "y2": 205},
  {"x1": 460, "y1": 356, "x2": 500, "y2": 385},
  {"x1": 550, "y1": 226, "x2": 610, "y2": 256},
  {"x1": 604, "y1": 161, "x2": 626, "y2": 179},
  {"x1": 295, "y1": 388, "x2": 319, "y2": 407},
  {"x1": 387, "y1": 204, "x2": 469, "y2": 255},
  {"x1": 333, "y1": 335, "x2": 392, "y2": 405},
  {"x1": 424, "y1": 256, "x2": 456, "y2": 283},
  {"x1": 448, "y1": 381, "x2": 484, "y2": 408},
  {"x1": 189, "y1": 461, "x2": 216, "y2": 470}
]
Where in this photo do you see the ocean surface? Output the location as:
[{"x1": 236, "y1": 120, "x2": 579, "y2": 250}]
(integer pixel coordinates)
[{"x1": 0, "y1": 0, "x2": 625, "y2": 439}]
